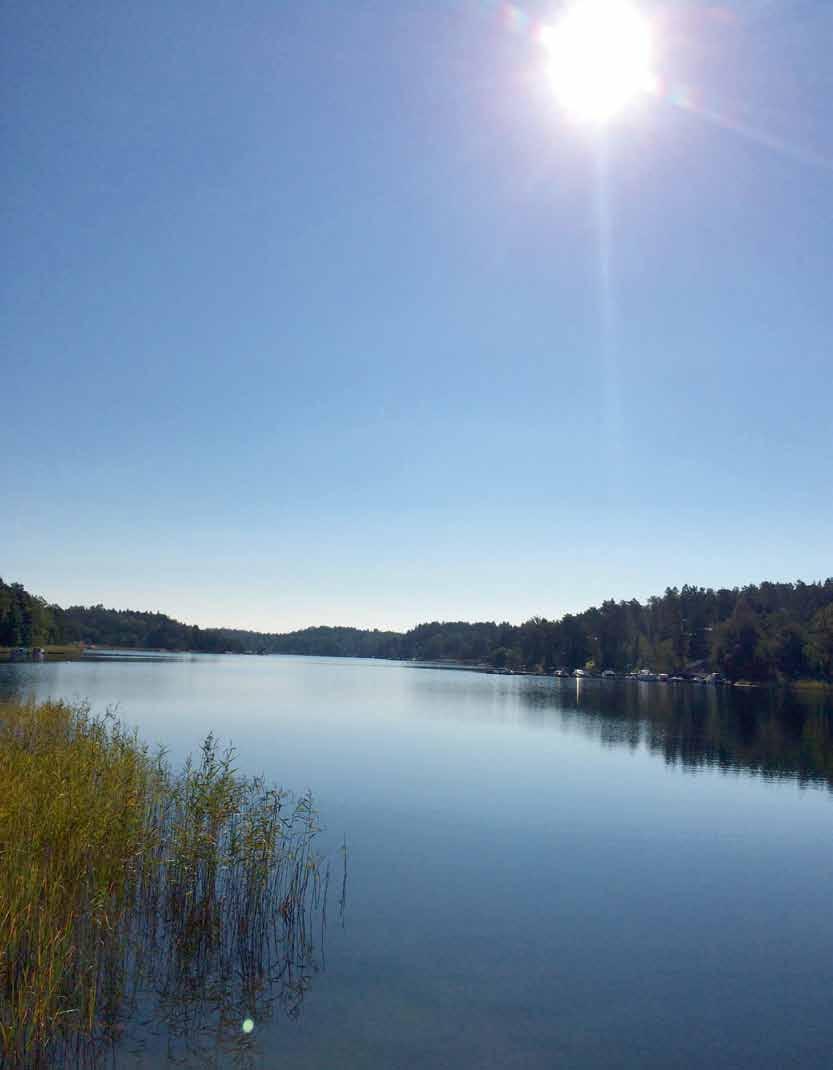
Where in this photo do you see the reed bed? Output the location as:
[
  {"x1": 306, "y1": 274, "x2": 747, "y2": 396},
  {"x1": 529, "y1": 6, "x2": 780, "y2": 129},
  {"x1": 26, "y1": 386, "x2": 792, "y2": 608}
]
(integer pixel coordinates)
[{"x1": 0, "y1": 700, "x2": 330, "y2": 1068}]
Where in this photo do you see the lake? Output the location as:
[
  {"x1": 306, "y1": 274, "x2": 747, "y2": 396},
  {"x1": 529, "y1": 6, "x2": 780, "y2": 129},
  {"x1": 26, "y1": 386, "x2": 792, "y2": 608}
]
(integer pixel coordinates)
[{"x1": 2, "y1": 654, "x2": 831, "y2": 1069}]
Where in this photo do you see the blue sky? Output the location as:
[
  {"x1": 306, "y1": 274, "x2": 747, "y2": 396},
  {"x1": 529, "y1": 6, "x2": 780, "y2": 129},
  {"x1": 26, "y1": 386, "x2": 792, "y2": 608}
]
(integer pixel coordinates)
[{"x1": 3, "y1": 1, "x2": 832, "y2": 632}]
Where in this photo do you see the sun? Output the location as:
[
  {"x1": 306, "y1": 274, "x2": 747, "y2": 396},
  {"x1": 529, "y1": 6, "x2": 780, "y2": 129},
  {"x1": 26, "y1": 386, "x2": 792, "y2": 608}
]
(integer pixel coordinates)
[{"x1": 541, "y1": 0, "x2": 657, "y2": 124}]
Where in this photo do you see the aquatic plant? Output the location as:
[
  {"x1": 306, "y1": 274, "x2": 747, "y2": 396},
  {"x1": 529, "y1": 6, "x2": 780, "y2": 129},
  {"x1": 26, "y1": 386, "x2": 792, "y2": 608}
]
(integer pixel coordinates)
[{"x1": 0, "y1": 701, "x2": 331, "y2": 1067}]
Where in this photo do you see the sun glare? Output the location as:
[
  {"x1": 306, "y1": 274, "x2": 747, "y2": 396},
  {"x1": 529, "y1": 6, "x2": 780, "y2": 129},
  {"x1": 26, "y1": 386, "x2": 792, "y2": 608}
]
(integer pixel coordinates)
[{"x1": 542, "y1": 0, "x2": 657, "y2": 124}]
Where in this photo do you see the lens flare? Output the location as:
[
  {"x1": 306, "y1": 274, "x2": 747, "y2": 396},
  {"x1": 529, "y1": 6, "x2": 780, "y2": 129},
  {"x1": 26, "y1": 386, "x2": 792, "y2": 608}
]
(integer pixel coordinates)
[{"x1": 542, "y1": 0, "x2": 657, "y2": 123}]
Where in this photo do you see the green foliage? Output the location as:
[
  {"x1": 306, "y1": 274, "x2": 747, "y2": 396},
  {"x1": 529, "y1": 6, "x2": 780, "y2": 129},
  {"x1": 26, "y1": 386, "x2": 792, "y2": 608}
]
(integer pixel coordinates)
[
  {"x1": 398, "y1": 581, "x2": 833, "y2": 680},
  {"x1": 4, "y1": 576, "x2": 833, "y2": 681},
  {"x1": 0, "y1": 581, "x2": 58, "y2": 646},
  {"x1": 711, "y1": 605, "x2": 770, "y2": 681},
  {"x1": 806, "y1": 604, "x2": 833, "y2": 677}
]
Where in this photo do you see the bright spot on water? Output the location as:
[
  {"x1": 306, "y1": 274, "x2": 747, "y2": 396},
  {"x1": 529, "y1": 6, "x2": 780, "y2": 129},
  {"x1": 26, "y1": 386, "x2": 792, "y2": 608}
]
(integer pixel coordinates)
[{"x1": 242, "y1": 1018, "x2": 254, "y2": 1034}]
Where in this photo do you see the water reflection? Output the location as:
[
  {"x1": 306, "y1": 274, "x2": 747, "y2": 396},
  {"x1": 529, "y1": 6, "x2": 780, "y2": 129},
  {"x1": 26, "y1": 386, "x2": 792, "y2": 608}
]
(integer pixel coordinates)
[
  {"x1": 2, "y1": 661, "x2": 831, "y2": 792},
  {"x1": 80, "y1": 650, "x2": 209, "y2": 664},
  {"x1": 397, "y1": 666, "x2": 832, "y2": 789},
  {"x1": 1, "y1": 658, "x2": 830, "y2": 1070},
  {"x1": 27, "y1": 827, "x2": 333, "y2": 1070},
  {"x1": 518, "y1": 679, "x2": 833, "y2": 789}
]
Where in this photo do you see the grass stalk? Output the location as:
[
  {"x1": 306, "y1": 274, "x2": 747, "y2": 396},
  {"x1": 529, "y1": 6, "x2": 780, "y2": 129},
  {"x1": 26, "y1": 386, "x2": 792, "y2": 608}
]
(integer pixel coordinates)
[{"x1": 0, "y1": 700, "x2": 330, "y2": 1067}]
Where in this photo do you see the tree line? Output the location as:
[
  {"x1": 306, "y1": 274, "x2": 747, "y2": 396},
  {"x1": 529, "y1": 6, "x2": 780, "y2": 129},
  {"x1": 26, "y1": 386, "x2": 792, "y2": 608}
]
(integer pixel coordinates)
[{"x1": 2, "y1": 576, "x2": 833, "y2": 682}]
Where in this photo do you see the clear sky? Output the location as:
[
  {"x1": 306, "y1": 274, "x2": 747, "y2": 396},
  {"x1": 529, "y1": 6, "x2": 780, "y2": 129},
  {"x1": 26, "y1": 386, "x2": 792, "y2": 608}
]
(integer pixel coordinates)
[{"x1": 3, "y1": 1, "x2": 832, "y2": 633}]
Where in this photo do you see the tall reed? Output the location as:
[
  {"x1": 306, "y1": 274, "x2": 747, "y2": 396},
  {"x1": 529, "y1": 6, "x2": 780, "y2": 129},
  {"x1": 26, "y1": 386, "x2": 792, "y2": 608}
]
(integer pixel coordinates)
[{"x1": 0, "y1": 701, "x2": 330, "y2": 1067}]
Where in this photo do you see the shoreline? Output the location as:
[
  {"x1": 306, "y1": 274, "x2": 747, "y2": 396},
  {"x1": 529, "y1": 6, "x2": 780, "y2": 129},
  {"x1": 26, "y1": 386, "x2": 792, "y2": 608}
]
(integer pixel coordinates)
[
  {"x1": 0, "y1": 643, "x2": 85, "y2": 663},
  {"x1": 5, "y1": 645, "x2": 829, "y2": 692}
]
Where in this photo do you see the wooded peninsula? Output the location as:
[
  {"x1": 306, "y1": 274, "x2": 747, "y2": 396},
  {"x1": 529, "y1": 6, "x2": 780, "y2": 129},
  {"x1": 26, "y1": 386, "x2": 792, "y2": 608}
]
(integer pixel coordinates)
[{"x1": 2, "y1": 576, "x2": 832, "y2": 684}]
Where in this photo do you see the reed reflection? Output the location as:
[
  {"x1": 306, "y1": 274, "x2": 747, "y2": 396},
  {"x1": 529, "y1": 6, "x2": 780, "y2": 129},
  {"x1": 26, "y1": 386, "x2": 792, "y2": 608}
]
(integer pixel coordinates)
[{"x1": 0, "y1": 706, "x2": 343, "y2": 1070}]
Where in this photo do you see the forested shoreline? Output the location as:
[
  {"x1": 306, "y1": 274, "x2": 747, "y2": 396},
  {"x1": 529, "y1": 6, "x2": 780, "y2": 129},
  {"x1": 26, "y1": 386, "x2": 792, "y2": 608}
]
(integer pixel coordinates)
[{"x1": 2, "y1": 576, "x2": 832, "y2": 683}]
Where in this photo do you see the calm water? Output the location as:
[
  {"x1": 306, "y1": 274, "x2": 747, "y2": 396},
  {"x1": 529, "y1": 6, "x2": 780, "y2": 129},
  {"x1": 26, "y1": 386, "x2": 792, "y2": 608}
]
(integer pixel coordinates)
[{"x1": 3, "y1": 655, "x2": 832, "y2": 1069}]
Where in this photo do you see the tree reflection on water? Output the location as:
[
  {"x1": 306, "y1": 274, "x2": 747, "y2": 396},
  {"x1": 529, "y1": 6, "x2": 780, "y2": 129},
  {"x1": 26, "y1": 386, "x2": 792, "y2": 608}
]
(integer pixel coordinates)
[{"x1": 521, "y1": 680, "x2": 833, "y2": 789}]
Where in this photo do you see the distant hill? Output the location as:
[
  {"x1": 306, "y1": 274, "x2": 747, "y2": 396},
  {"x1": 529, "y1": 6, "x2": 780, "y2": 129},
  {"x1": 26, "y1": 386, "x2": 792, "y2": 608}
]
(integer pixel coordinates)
[
  {"x1": 0, "y1": 583, "x2": 400, "y2": 658},
  {"x1": 2, "y1": 576, "x2": 832, "y2": 683}
]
